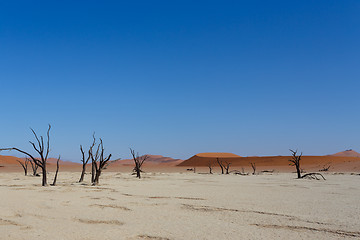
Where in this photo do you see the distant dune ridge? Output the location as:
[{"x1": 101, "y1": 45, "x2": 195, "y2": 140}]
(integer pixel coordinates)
[
  {"x1": 177, "y1": 152, "x2": 242, "y2": 167},
  {"x1": 109, "y1": 155, "x2": 183, "y2": 167},
  {"x1": 178, "y1": 150, "x2": 360, "y2": 172},
  {"x1": 329, "y1": 149, "x2": 360, "y2": 158},
  {"x1": 0, "y1": 154, "x2": 181, "y2": 166},
  {"x1": 1, "y1": 150, "x2": 360, "y2": 172}
]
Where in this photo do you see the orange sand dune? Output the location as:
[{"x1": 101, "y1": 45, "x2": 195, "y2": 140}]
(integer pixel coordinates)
[
  {"x1": 330, "y1": 149, "x2": 360, "y2": 158},
  {"x1": 0, "y1": 155, "x2": 23, "y2": 165},
  {"x1": 177, "y1": 152, "x2": 242, "y2": 167},
  {"x1": 178, "y1": 152, "x2": 360, "y2": 172},
  {"x1": 0, "y1": 155, "x2": 80, "y2": 166},
  {"x1": 0, "y1": 155, "x2": 81, "y2": 172}
]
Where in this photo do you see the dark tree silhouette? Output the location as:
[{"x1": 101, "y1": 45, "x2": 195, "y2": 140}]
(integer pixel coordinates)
[
  {"x1": 301, "y1": 172, "x2": 326, "y2": 180},
  {"x1": 224, "y1": 161, "x2": 231, "y2": 174},
  {"x1": 289, "y1": 149, "x2": 302, "y2": 179},
  {"x1": 51, "y1": 156, "x2": 60, "y2": 186},
  {"x1": 289, "y1": 149, "x2": 326, "y2": 180},
  {"x1": 79, "y1": 134, "x2": 95, "y2": 183},
  {"x1": 319, "y1": 164, "x2": 331, "y2": 172},
  {"x1": 17, "y1": 158, "x2": 30, "y2": 176},
  {"x1": 208, "y1": 160, "x2": 213, "y2": 174},
  {"x1": 216, "y1": 158, "x2": 224, "y2": 174},
  {"x1": 130, "y1": 148, "x2": 148, "y2": 179},
  {"x1": 0, "y1": 125, "x2": 52, "y2": 186},
  {"x1": 89, "y1": 137, "x2": 112, "y2": 185},
  {"x1": 29, "y1": 158, "x2": 39, "y2": 176},
  {"x1": 250, "y1": 162, "x2": 256, "y2": 175}
]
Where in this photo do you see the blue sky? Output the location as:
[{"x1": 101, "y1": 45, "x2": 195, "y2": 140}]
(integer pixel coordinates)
[{"x1": 0, "y1": 1, "x2": 359, "y2": 161}]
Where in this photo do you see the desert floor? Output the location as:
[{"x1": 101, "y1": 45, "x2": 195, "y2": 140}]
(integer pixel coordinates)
[{"x1": 1, "y1": 171, "x2": 360, "y2": 240}]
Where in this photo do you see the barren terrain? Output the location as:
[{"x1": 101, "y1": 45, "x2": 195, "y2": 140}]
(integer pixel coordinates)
[{"x1": 1, "y1": 171, "x2": 360, "y2": 239}]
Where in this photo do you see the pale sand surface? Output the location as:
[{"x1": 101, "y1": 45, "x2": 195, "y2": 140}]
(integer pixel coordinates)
[{"x1": 1, "y1": 172, "x2": 360, "y2": 239}]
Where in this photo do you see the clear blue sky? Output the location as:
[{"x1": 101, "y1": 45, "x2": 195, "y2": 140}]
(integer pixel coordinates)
[{"x1": 0, "y1": 1, "x2": 359, "y2": 161}]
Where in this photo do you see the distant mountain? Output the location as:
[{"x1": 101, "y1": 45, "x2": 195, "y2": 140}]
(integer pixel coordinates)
[{"x1": 330, "y1": 149, "x2": 360, "y2": 158}]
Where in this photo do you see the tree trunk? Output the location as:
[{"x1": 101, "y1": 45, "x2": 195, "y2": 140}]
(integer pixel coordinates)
[
  {"x1": 136, "y1": 169, "x2": 141, "y2": 178},
  {"x1": 51, "y1": 158, "x2": 60, "y2": 186},
  {"x1": 296, "y1": 164, "x2": 301, "y2": 178},
  {"x1": 92, "y1": 169, "x2": 101, "y2": 185},
  {"x1": 91, "y1": 162, "x2": 96, "y2": 183},
  {"x1": 41, "y1": 166, "x2": 47, "y2": 186},
  {"x1": 217, "y1": 158, "x2": 224, "y2": 174},
  {"x1": 21, "y1": 164, "x2": 28, "y2": 176},
  {"x1": 30, "y1": 161, "x2": 38, "y2": 176},
  {"x1": 79, "y1": 164, "x2": 86, "y2": 182},
  {"x1": 136, "y1": 163, "x2": 141, "y2": 178},
  {"x1": 17, "y1": 160, "x2": 28, "y2": 176}
]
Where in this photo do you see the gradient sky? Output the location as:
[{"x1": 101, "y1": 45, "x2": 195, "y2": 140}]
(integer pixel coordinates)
[{"x1": 0, "y1": 1, "x2": 359, "y2": 162}]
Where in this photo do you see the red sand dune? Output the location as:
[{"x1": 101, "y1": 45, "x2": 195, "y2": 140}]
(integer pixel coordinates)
[
  {"x1": 0, "y1": 155, "x2": 81, "y2": 172},
  {"x1": 0, "y1": 155, "x2": 78, "y2": 165},
  {"x1": 2, "y1": 150, "x2": 360, "y2": 172},
  {"x1": 178, "y1": 151, "x2": 360, "y2": 172},
  {"x1": 330, "y1": 149, "x2": 360, "y2": 158},
  {"x1": 177, "y1": 152, "x2": 242, "y2": 167},
  {"x1": 0, "y1": 153, "x2": 182, "y2": 172},
  {"x1": 0, "y1": 155, "x2": 23, "y2": 165}
]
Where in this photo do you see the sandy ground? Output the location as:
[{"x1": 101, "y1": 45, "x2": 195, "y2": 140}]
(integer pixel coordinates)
[{"x1": 1, "y1": 171, "x2": 360, "y2": 240}]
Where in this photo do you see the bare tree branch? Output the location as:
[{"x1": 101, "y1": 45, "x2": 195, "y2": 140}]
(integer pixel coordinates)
[
  {"x1": 84, "y1": 135, "x2": 112, "y2": 185},
  {"x1": 51, "y1": 156, "x2": 60, "y2": 186},
  {"x1": 0, "y1": 125, "x2": 52, "y2": 186},
  {"x1": 224, "y1": 161, "x2": 231, "y2": 174},
  {"x1": 216, "y1": 158, "x2": 224, "y2": 174},
  {"x1": 130, "y1": 148, "x2": 148, "y2": 179},
  {"x1": 17, "y1": 159, "x2": 29, "y2": 176},
  {"x1": 289, "y1": 149, "x2": 302, "y2": 179},
  {"x1": 208, "y1": 160, "x2": 213, "y2": 174},
  {"x1": 250, "y1": 162, "x2": 256, "y2": 175},
  {"x1": 301, "y1": 172, "x2": 326, "y2": 180}
]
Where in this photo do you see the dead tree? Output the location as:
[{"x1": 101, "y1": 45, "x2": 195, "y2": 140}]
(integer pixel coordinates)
[
  {"x1": 319, "y1": 164, "x2": 331, "y2": 172},
  {"x1": 216, "y1": 158, "x2": 224, "y2": 174},
  {"x1": 208, "y1": 161, "x2": 213, "y2": 174},
  {"x1": 29, "y1": 158, "x2": 39, "y2": 176},
  {"x1": 90, "y1": 138, "x2": 112, "y2": 185},
  {"x1": 289, "y1": 149, "x2": 302, "y2": 179},
  {"x1": 224, "y1": 161, "x2": 231, "y2": 174},
  {"x1": 289, "y1": 149, "x2": 326, "y2": 180},
  {"x1": 17, "y1": 158, "x2": 30, "y2": 176},
  {"x1": 51, "y1": 156, "x2": 60, "y2": 186},
  {"x1": 250, "y1": 162, "x2": 256, "y2": 175},
  {"x1": 130, "y1": 148, "x2": 149, "y2": 179},
  {"x1": 91, "y1": 158, "x2": 96, "y2": 183},
  {"x1": 301, "y1": 172, "x2": 326, "y2": 180},
  {"x1": 0, "y1": 125, "x2": 52, "y2": 186},
  {"x1": 79, "y1": 135, "x2": 96, "y2": 183}
]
